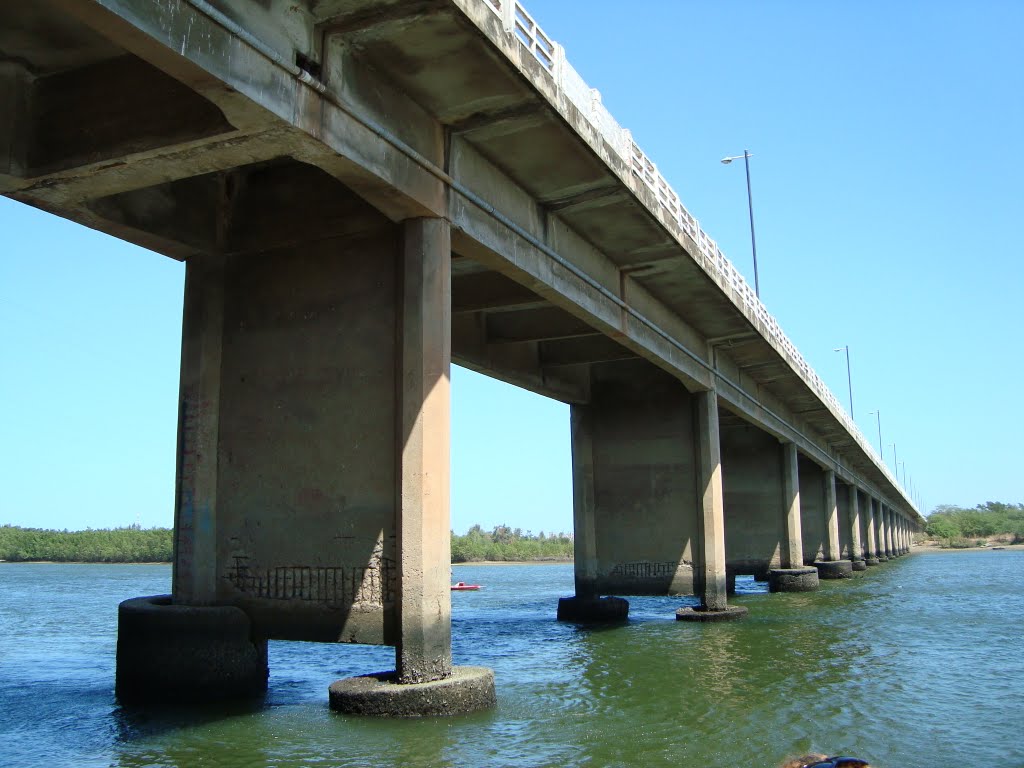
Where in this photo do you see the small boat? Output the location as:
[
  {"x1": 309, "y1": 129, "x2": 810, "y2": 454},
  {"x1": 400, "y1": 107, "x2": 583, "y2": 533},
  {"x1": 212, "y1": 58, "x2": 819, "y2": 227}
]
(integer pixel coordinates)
[{"x1": 451, "y1": 581, "x2": 482, "y2": 591}]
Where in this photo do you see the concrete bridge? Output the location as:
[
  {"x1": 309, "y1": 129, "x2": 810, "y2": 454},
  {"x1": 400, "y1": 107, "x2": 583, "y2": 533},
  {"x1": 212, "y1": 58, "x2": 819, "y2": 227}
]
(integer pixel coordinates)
[{"x1": 2, "y1": 0, "x2": 921, "y2": 714}]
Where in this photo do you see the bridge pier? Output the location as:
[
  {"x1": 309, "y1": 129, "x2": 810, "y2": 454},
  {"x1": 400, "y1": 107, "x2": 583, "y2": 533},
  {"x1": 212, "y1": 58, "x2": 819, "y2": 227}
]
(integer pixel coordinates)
[
  {"x1": 720, "y1": 423, "x2": 785, "y2": 587},
  {"x1": 116, "y1": 211, "x2": 493, "y2": 715},
  {"x1": 808, "y1": 468, "x2": 852, "y2": 579},
  {"x1": 768, "y1": 443, "x2": 820, "y2": 592},
  {"x1": 559, "y1": 363, "x2": 742, "y2": 621}
]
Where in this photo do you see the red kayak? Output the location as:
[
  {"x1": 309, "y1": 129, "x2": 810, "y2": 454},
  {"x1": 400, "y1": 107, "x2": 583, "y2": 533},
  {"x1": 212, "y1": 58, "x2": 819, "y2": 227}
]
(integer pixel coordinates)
[{"x1": 451, "y1": 582, "x2": 482, "y2": 591}]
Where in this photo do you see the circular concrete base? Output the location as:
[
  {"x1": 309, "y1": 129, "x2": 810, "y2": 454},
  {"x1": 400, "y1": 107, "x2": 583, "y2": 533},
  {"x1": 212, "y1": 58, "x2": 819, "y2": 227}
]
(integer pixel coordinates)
[
  {"x1": 556, "y1": 596, "x2": 629, "y2": 623},
  {"x1": 813, "y1": 560, "x2": 853, "y2": 579},
  {"x1": 116, "y1": 595, "x2": 268, "y2": 704},
  {"x1": 851, "y1": 559, "x2": 868, "y2": 572},
  {"x1": 865, "y1": 558, "x2": 880, "y2": 566},
  {"x1": 877, "y1": 556, "x2": 889, "y2": 562},
  {"x1": 329, "y1": 666, "x2": 495, "y2": 717},
  {"x1": 768, "y1": 567, "x2": 819, "y2": 593},
  {"x1": 675, "y1": 605, "x2": 749, "y2": 622}
]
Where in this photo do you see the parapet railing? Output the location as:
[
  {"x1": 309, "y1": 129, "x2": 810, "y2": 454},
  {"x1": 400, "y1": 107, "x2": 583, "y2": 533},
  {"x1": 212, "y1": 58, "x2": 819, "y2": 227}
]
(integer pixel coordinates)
[{"x1": 481, "y1": 0, "x2": 905, "y2": 498}]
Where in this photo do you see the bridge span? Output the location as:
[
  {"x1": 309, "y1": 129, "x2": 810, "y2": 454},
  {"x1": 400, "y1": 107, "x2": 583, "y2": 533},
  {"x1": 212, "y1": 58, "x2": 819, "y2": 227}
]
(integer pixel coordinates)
[{"x1": 2, "y1": 0, "x2": 921, "y2": 714}]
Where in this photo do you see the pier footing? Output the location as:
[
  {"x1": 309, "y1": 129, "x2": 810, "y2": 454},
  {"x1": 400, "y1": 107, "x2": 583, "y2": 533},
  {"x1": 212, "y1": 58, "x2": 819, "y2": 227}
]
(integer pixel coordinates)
[
  {"x1": 115, "y1": 595, "x2": 268, "y2": 704},
  {"x1": 556, "y1": 596, "x2": 629, "y2": 622},
  {"x1": 851, "y1": 559, "x2": 868, "y2": 572},
  {"x1": 813, "y1": 560, "x2": 854, "y2": 579},
  {"x1": 768, "y1": 567, "x2": 820, "y2": 593},
  {"x1": 675, "y1": 605, "x2": 749, "y2": 622},
  {"x1": 328, "y1": 666, "x2": 496, "y2": 717}
]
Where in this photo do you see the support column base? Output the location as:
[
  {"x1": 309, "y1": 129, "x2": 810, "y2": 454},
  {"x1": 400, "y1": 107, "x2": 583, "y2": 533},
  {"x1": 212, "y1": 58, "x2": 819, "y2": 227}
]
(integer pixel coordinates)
[
  {"x1": 865, "y1": 558, "x2": 880, "y2": 566},
  {"x1": 768, "y1": 567, "x2": 819, "y2": 593},
  {"x1": 115, "y1": 595, "x2": 268, "y2": 704},
  {"x1": 851, "y1": 559, "x2": 868, "y2": 571},
  {"x1": 556, "y1": 596, "x2": 629, "y2": 623},
  {"x1": 813, "y1": 560, "x2": 854, "y2": 579},
  {"x1": 877, "y1": 556, "x2": 889, "y2": 562},
  {"x1": 328, "y1": 666, "x2": 495, "y2": 717},
  {"x1": 675, "y1": 605, "x2": 749, "y2": 622}
]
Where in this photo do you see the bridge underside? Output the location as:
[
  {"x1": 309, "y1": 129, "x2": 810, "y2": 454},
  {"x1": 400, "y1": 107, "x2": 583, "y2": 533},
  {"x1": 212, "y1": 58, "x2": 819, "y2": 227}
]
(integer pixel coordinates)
[{"x1": 2, "y1": 0, "x2": 917, "y2": 707}]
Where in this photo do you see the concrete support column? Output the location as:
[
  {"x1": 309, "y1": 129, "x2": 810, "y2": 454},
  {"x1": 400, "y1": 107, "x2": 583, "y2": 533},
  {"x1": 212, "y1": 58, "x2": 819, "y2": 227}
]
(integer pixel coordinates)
[
  {"x1": 677, "y1": 390, "x2": 746, "y2": 620},
  {"x1": 557, "y1": 405, "x2": 628, "y2": 622},
  {"x1": 824, "y1": 470, "x2": 841, "y2": 560},
  {"x1": 569, "y1": 406, "x2": 599, "y2": 600},
  {"x1": 696, "y1": 390, "x2": 727, "y2": 611},
  {"x1": 396, "y1": 217, "x2": 452, "y2": 685},
  {"x1": 848, "y1": 485, "x2": 865, "y2": 570},
  {"x1": 332, "y1": 218, "x2": 494, "y2": 715},
  {"x1": 813, "y1": 469, "x2": 852, "y2": 579},
  {"x1": 118, "y1": 252, "x2": 269, "y2": 704},
  {"x1": 173, "y1": 253, "x2": 226, "y2": 605},
  {"x1": 767, "y1": 443, "x2": 818, "y2": 592},
  {"x1": 864, "y1": 498, "x2": 879, "y2": 565},
  {"x1": 882, "y1": 506, "x2": 893, "y2": 558},
  {"x1": 782, "y1": 443, "x2": 803, "y2": 569}
]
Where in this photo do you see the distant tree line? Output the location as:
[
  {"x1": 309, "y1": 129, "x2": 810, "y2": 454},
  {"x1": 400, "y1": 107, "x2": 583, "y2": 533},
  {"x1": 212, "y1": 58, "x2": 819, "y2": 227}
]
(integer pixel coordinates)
[
  {"x1": 925, "y1": 502, "x2": 1024, "y2": 548},
  {"x1": 451, "y1": 524, "x2": 573, "y2": 562},
  {"x1": 1, "y1": 523, "x2": 573, "y2": 564},
  {"x1": 0, "y1": 525, "x2": 173, "y2": 563}
]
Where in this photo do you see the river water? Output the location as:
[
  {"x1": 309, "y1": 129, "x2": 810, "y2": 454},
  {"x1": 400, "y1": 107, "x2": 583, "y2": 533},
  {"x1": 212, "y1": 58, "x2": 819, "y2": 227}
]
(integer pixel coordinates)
[{"x1": 1, "y1": 551, "x2": 1021, "y2": 767}]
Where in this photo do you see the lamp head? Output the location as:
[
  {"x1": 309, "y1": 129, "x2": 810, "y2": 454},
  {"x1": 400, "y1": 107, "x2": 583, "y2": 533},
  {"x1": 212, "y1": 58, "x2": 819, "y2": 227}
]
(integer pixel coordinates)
[{"x1": 720, "y1": 157, "x2": 734, "y2": 165}]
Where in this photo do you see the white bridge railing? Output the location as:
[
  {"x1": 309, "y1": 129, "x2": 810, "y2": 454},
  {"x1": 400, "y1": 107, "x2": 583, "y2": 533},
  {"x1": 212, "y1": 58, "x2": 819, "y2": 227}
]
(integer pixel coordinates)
[{"x1": 480, "y1": 0, "x2": 891, "y2": 483}]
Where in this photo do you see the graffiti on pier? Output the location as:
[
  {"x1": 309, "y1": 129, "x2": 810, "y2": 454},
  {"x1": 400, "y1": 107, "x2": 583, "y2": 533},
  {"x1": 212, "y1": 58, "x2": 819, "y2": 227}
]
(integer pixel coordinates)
[
  {"x1": 609, "y1": 560, "x2": 689, "y2": 579},
  {"x1": 225, "y1": 550, "x2": 395, "y2": 608}
]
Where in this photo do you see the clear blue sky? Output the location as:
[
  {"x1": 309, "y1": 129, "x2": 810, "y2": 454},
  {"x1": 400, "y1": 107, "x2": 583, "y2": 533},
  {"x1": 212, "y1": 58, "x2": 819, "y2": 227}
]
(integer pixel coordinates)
[{"x1": 2, "y1": 1, "x2": 1022, "y2": 534}]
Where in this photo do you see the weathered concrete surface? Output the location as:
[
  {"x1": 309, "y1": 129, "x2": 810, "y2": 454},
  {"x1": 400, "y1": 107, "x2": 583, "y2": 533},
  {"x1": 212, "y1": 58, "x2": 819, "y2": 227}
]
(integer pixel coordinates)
[
  {"x1": 696, "y1": 391, "x2": 728, "y2": 611},
  {"x1": 720, "y1": 422, "x2": 785, "y2": 580},
  {"x1": 798, "y1": 456, "x2": 827, "y2": 564},
  {"x1": 768, "y1": 567, "x2": 819, "y2": 593},
  {"x1": 398, "y1": 217, "x2": 453, "y2": 684},
  {"x1": 865, "y1": 497, "x2": 880, "y2": 561},
  {"x1": 556, "y1": 596, "x2": 629, "y2": 623},
  {"x1": 571, "y1": 362, "x2": 700, "y2": 597},
  {"x1": 328, "y1": 666, "x2": 496, "y2": 717},
  {"x1": 824, "y1": 470, "x2": 841, "y2": 562},
  {"x1": 115, "y1": 595, "x2": 267, "y2": 704},
  {"x1": 781, "y1": 442, "x2": 804, "y2": 569}
]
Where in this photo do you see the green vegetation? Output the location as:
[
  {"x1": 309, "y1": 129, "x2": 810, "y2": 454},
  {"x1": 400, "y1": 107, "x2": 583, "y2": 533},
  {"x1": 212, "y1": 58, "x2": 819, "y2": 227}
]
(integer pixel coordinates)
[
  {"x1": 0, "y1": 523, "x2": 572, "y2": 564},
  {"x1": 0, "y1": 525, "x2": 173, "y2": 563},
  {"x1": 451, "y1": 524, "x2": 573, "y2": 563},
  {"x1": 925, "y1": 502, "x2": 1024, "y2": 548}
]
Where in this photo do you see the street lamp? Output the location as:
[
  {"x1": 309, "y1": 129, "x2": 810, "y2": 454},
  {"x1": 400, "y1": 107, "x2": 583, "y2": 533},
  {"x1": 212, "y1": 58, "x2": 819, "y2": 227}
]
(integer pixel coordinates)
[
  {"x1": 889, "y1": 443, "x2": 898, "y2": 474},
  {"x1": 868, "y1": 410, "x2": 883, "y2": 459},
  {"x1": 721, "y1": 150, "x2": 760, "y2": 298},
  {"x1": 833, "y1": 345, "x2": 854, "y2": 419}
]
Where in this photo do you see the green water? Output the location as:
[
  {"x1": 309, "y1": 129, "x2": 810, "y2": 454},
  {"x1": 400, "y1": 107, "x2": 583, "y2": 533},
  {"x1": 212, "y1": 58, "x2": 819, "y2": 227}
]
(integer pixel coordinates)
[{"x1": 1, "y1": 551, "x2": 1021, "y2": 767}]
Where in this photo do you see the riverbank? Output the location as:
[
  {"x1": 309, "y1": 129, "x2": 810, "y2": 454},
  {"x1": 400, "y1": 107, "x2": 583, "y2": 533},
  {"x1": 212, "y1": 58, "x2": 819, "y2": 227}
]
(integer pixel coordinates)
[{"x1": 914, "y1": 541, "x2": 1024, "y2": 552}]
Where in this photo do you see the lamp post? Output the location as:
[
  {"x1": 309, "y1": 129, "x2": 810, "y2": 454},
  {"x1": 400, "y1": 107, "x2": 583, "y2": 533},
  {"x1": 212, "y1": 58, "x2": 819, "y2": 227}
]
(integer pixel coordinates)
[
  {"x1": 721, "y1": 150, "x2": 760, "y2": 298},
  {"x1": 868, "y1": 410, "x2": 883, "y2": 459},
  {"x1": 833, "y1": 345, "x2": 854, "y2": 419},
  {"x1": 889, "y1": 443, "x2": 898, "y2": 475}
]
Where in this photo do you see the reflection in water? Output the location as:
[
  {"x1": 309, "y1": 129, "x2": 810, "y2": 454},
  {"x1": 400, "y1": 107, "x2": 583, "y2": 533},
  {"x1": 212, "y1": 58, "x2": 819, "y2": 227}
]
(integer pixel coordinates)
[{"x1": 1, "y1": 555, "x2": 1023, "y2": 767}]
